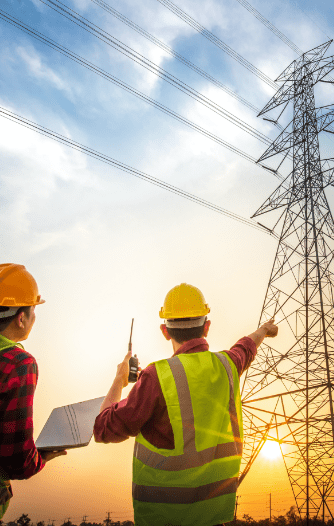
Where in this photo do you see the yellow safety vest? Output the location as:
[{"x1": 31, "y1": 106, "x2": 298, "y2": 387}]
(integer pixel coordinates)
[{"x1": 133, "y1": 351, "x2": 243, "y2": 526}]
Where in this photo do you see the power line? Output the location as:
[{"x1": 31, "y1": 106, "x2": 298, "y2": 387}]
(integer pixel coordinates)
[
  {"x1": 27, "y1": 2, "x2": 274, "y2": 146},
  {"x1": 294, "y1": 1, "x2": 332, "y2": 42},
  {"x1": 0, "y1": 11, "x2": 287, "y2": 175},
  {"x1": 232, "y1": 0, "x2": 334, "y2": 128},
  {"x1": 89, "y1": 0, "x2": 260, "y2": 113},
  {"x1": 233, "y1": 0, "x2": 303, "y2": 55},
  {"x1": 0, "y1": 106, "x2": 275, "y2": 235},
  {"x1": 156, "y1": 0, "x2": 278, "y2": 90},
  {"x1": 234, "y1": 0, "x2": 334, "y2": 89}
]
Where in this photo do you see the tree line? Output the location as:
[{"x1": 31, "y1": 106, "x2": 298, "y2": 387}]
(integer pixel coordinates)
[
  {"x1": 2, "y1": 507, "x2": 334, "y2": 526},
  {"x1": 239, "y1": 506, "x2": 332, "y2": 526},
  {"x1": 0, "y1": 514, "x2": 133, "y2": 526}
]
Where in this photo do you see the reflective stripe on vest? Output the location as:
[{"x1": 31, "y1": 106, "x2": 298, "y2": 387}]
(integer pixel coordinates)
[
  {"x1": 133, "y1": 476, "x2": 238, "y2": 504},
  {"x1": 214, "y1": 353, "x2": 241, "y2": 445},
  {"x1": 133, "y1": 352, "x2": 242, "y2": 503}
]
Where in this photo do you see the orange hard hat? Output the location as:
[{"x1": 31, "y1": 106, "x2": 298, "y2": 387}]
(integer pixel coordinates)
[{"x1": 0, "y1": 264, "x2": 45, "y2": 307}]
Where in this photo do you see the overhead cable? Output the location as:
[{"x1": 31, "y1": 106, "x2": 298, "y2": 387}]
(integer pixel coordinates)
[
  {"x1": 89, "y1": 0, "x2": 259, "y2": 113},
  {"x1": 287, "y1": 1, "x2": 331, "y2": 42},
  {"x1": 156, "y1": 0, "x2": 278, "y2": 90},
  {"x1": 0, "y1": 106, "x2": 275, "y2": 236},
  {"x1": 233, "y1": 0, "x2": 303, "y2": 56},
  {"x1": 233, "y1": 0, "x2": 334, "y2": 127},
  {"x1": 30, "y1": 1, "x2": 274, "y2": 147},
  {"x1": 0, "y1": 10, "x2": 289, "y2": 176}
]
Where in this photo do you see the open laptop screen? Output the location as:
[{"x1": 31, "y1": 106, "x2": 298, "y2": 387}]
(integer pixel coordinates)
[{"x1": 36, "y1": 396, "x2": 105, "y2": 451}]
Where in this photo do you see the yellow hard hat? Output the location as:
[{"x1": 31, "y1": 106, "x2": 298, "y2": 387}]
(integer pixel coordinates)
[
  {"x1": 0, "y1": 264, "x2": 45, "y2": 307},
  {"x1": 159, "y1": 283, "x2": 210, "y2": 319}
]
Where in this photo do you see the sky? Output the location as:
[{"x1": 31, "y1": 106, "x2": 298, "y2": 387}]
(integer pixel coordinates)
[{"x1": 1, "y1": 0, "x2": 334, "y2": 522}]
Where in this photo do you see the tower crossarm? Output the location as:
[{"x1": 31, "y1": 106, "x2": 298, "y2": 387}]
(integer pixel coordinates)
[
  {"x1": 254, "y1": 159, "x2": 334, "y2": 217},
  {"x1": 258, "y1": 84, "x2": 294, "y2": 117},
  {"x1": 252, "y1": 178, "x2": 301, "y2": 216},
  {"x1": 316, "y1": 106, "x2": 334, "y2": 134},
  {"x1": 259, "y1": 59, "x2": 334, "y2": 119},
  {"x1": 257, "y1": 70, "x2": 322, "y2": 116},
  {"x1": 258, "y1": 105, "x2": 334, "y2": 164},
  {"x1": 258, "y1": 45, "x2": 334, "y2": 118},
  {"x1": 312, "y1": 54, "x2": 334, "y2": 84},
  {"x1": 321, "y1": 159, "x2": 334, "y2": 187},
  {"x1": 257, "y1": 122, "x2": 294, "y2": 162},
  {"x1": 275, "y1": 41, "x2": 332, "y2": 83}
]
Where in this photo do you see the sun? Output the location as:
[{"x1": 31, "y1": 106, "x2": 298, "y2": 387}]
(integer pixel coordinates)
[{"x1": 261, "y1": 440, "x2": 281, "y2": 459}]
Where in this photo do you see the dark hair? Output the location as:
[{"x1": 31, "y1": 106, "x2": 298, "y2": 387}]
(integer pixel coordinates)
[
  {"x1": 0, "y1": 306, "x2": 32, "y2": 332},
  {"x1": 166, "y1": 320, "x2": 206, "y2": 344}
]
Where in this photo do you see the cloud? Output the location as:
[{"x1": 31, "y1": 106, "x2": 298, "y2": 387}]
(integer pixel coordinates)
[
  {"x1": 26, "y1": 217, "x2": 95, "y2": 257},
  {"x1": 16, "y1": 45, "x2": 72, "y2": 96},
  {"x1": 0, "y1": 102, "x2": 104, "y2": 246},
  {"x1": 66, "y1": 0, "x2": 201, "y2": 97}
]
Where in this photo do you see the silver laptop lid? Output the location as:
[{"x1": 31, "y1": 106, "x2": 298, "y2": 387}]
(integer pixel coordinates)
[{"x1": 36, "y1": 396, "x2": 105, "y2": 450}]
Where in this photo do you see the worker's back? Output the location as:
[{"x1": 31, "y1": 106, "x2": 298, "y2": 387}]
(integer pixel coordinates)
[
  {"x1": 93, "y1": 282, "x2": 278, "y2": 526},
  {"x1": 133, "y1": 350, "x2": 242, "y2": 526}
]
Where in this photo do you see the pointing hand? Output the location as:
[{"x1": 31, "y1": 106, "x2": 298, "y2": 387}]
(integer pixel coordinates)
[{"x1": 260, "y1": 318, "x2": 278, "y2": 338}]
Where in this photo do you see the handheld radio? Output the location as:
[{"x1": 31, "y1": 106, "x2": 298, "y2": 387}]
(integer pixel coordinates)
[{"x1": 128, "y1": 318, "x2": 138, "y2": 383}]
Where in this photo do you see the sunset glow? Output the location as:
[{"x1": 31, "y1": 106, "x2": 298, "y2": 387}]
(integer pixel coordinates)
[{"x1": 261, "y1": 440, "x2": 281, "y2": 460}]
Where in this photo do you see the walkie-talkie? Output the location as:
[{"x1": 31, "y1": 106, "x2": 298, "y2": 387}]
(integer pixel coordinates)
[{"x1": 128, "y1": 318, "x2": 138, "y2": 383}]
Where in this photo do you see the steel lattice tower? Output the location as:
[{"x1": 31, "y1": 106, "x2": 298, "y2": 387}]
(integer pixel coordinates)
[{"x1": 240, "y1": 41, "x2": 334, "y2": 520}]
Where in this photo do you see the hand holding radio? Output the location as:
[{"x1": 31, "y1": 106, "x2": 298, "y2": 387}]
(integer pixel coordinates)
[
  {"x1": 115, "y1": 319, "x2": 141, "y2": 387},
  {"x1": 127, "y1": 318, "x2": 140, "y2": 383},
  {"x1": 116, "y1": 349, "x2": 141, "y2": 387}
]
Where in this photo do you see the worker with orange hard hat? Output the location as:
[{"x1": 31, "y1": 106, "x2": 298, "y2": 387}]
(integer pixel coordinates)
[
  {"x1": 94, "y1": 283, "x2": 278, "y2": 526},
  {"x1": 0, "y1": 264, "x2": 67, "y2": 519}
]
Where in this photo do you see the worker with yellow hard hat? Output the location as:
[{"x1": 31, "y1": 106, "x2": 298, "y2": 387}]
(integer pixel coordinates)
[
  {"x1": 94, "y1": 283, "x2": 278, "y2": 526},
  {"x1": 0, "y1": 264, "x2": 67, "y2": 519}
]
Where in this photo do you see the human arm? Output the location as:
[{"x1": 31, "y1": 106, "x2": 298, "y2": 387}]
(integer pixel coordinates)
[
  {"x1": 247, "y1": 318, "x2": 278, "y2": 347},
  {"x1": 94, "y1": 364, "x2": 157, "y2": 444},
  {"x1": 225, "y1": 320, "x2": 278, "y2": 376},
  {"x1": 99, "y1": 357, "x2": 129, "y2": 412},
  {"x1": 99, "y1": 350, "x2": 141, "y2": 413}
]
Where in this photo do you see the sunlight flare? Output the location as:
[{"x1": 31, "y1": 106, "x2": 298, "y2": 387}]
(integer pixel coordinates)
[{"x1": 261, "y1": 440, "x2": 281, "y2": 460}]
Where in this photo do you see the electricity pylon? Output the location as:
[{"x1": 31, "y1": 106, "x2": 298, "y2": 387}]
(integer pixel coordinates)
[{"x1": 240, "y1": 40, "x2": 334, "y2": 521}]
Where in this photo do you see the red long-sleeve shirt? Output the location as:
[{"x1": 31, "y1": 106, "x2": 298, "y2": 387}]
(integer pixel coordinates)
[
  {"x1": 0, "y1": 336, "x2": 45, "y2": 480},
  {"x1": 94, "y1": 336, "x2": 256, "y2": 449}
]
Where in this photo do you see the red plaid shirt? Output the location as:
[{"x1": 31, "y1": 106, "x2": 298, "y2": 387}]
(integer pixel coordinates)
[{"x1": 0, "y1": 335, "x2": 45, "y2": 480}]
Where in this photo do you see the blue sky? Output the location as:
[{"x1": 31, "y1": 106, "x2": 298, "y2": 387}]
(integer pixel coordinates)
[{"x1": 2, "y1": 0, "x2": 334, "y2": 521}]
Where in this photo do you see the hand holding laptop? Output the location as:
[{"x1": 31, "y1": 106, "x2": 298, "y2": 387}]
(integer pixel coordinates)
[{"x1": 40, "y1": 449, "x2": 68, "y2": 462}]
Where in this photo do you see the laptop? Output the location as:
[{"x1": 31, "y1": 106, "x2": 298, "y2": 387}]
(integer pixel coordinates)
[{"x1": 35, "y1": 396, "x2": 105, "y2": 451}]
